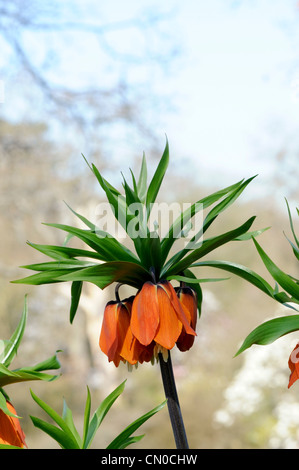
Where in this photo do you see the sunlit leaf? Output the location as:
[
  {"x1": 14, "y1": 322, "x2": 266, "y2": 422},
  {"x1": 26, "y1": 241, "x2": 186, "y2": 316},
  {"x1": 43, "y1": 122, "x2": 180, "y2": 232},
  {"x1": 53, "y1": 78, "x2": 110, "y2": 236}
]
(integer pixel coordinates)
[
  {"x1": 62, "y1": 399, "x2": 82, "y2": 447},
  {"x1": 30, "y1": 390, "x2": 80, "y2": 449},
  {"x1": 83, "y1": 380, "x2": 126, "y2": 449},
  {"x1": 58, "y1": 261, "x2": 151, "y2": 290},
  {"x1": 285, "y1": 198, "x2": 299, "y2": 249},
  {"x1": 0, "y1": 391, "x2": 18, "y2": 418},
  {"x1": 1, "y1": 296, "x2": 27, "y2": 367},
  {"x1": 167, "y1": 275, "x2": 228, "y2": 284},
  {"x1": 235, "y1": 315, "x2": 299, "y2": 356},
  {"x1": 30, "y1": 415, "x2": 80, "y2": 449},
  {"x1": 191, "y1": 260, "x2": 275, "y2": 298},
  {"x1": 0, "y1": 364, "x2": 59, "y2": 388},
  {"x1": 253, "y1": 238, "x2": 299, "y2": 301},
  {"x1": 160, "y1": 178, "x2": 247, "y2": 265},
  {"x1": 163, "y1": 216, "x2": 256, "y2": 277},
  {"x1": 137, "y1": 152, "x2": 147, "y2": 203},
  {"x1": 106, "y1": 400, "x2": 166, "y2": 449},
  {"x1": 43, "y1": 223, "x2": 139, "y2": 263},
  {"x1": 145, "y1": 137, "x2": 169, "y2": 219}
]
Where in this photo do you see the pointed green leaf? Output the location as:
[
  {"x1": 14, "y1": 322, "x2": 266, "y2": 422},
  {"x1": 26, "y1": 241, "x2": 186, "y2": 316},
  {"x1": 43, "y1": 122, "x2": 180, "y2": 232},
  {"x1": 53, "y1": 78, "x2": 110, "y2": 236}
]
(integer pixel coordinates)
[
  {"x1": 12, "y1": 268, "x2": 84, "y2": 286},
  {"x1": 235, "y1": 315, "x2": 299, "y2": 356},
  {"x1": 160, "y1": 178, "x2": 246, "y2": 264},
  {"x1": 234, "y1": 227, "x2": 270, "y2": 241},
  {"x1": 285, "y1": 198, "x2": 299, "y2": 248},
  {"x1": 146, "y1": 138, "x2": 169, "y2": 219},
  {"x1": 84, "y1": 381, "x2": 126, "y2": 449},
  {"x1": 90, "y1": 163, "x2": 129, "y2": 232},
  {"x1": 0, "y1": 391, "x2": 18, "y2": 418},
  {"x1": 27, "y1": 242, "x2": 105, "y2": 261},
  {"x1": 58, "y1": 261, "x2": 151, "y2": 290},
  {"x1": 0, "y1": 364, "x2": 59, "y2": 387},
  {"x1": 62, "y1": 399, "x2": 82, "y2": 447},
  {"x1": 43, "y1": 223, "x2": 139, "y2": 263},
  {"x1": 202, "y1": 176, "x2": 257, "y2": 234},
  {"x1": 143, "y1": 232, "x2": 162, "y2": 277},
  {"x1": 1, "y1": 296, "x2": 27, "y2": 367},
  {"x1": 167, "y1": 275, "x2": 228, "y2": 283},
  {"x1": 82, "y1": 387, "x2": 91, "y2": 449},
  {"x1": 20, "y1": 260, "x2": 96, "y2": 271},
  {"x1": 30, "y1": 416, "x2": 80, "y2": 449},
  {"x1": 70, "y1": 281, "x2": 83, "y2": 323},
  {"x1": 106, "y1": 400, "x2": 166, "y2": 449},
  {"x1": 122, "y1": 173, "x2": 141, "y2": 207},
  {"x1": 30, "y1": 390, "x2": 80, "y2": 449},
  {"x1": 163, "y1": 216, "x2": 256, "y2": 277},
  {"x1": 253, "y1": 238, "x2": 299, "y2": 301},
  {"x1": 137, "y1": 152, "x2": 147, "y2": 203},
  {"x1": 191, "y1": 260, "x2": 275, "y2": 298}
]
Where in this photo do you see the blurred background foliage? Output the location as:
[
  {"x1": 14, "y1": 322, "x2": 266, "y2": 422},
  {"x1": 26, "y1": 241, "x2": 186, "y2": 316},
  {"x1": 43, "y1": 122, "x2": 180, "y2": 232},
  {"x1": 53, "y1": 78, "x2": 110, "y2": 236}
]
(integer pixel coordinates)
[{"x1": 0, "y1": 0, "x2": 299, "y2": 449}]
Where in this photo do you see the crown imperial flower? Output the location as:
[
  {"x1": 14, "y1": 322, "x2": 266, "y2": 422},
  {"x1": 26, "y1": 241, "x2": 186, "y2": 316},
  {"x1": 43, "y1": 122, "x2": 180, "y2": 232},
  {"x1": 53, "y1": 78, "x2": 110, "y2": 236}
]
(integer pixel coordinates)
[
  {"x1": 99, "y1": 279, "x2": 197, "y2": 367},
  {"x1": 0, "y1": 401, "x2": 27, "y2": 448}
]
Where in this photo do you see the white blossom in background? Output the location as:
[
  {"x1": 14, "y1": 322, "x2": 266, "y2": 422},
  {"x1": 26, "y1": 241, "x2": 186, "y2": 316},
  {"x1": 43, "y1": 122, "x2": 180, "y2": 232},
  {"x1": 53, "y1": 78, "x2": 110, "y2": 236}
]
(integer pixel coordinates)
[{"x1": 213, "y1": 307, "x2": 299, "y2": 448}]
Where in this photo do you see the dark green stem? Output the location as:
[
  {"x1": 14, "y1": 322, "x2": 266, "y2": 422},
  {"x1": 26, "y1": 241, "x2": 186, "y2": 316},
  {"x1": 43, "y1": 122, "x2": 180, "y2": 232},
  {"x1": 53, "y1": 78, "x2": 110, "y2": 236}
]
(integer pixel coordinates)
[{"x1": 158, "y1": 352, "x2": 189, "y2": 449}]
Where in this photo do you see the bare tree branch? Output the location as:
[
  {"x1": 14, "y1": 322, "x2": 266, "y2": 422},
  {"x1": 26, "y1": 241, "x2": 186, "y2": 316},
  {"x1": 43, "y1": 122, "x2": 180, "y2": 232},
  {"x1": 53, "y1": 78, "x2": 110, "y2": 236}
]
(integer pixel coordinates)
[{"x1": 0, "y1": 0, "x2": 179, "y2": 146}]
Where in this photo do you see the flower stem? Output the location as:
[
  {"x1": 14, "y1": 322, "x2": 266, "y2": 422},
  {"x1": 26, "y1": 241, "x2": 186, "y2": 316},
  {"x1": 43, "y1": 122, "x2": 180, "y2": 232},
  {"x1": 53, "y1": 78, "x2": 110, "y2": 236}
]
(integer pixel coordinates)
[{"x1": 158, "y1": 352, "x2": 189, "y2": 449}]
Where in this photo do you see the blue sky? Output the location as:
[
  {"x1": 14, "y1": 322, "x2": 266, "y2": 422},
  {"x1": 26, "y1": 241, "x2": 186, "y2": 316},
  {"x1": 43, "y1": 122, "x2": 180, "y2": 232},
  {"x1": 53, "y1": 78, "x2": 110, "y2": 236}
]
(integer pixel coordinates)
[
  {"x1": 1, "y1": 0, "x2": 299, "y2": 201},
  {"x1": 150, "y1": 0, "x2": 299, "y2": 194},
  {"x1": 101, "y1": 0, "x2": 299, "y2": 201}
]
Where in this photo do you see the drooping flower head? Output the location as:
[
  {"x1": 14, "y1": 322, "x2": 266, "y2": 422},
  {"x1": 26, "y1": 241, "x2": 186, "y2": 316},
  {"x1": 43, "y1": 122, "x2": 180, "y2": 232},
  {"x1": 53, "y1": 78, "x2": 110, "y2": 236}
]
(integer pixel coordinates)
[
  {"x1": 100, "y1": 279, "x2": 197, "y2": 367},
  {"x1": 99, "y1": 288, "x2": 155, "y2": 367},
  {"x1": 131, "y1": 280, "x2": 196, "y2": 351}
]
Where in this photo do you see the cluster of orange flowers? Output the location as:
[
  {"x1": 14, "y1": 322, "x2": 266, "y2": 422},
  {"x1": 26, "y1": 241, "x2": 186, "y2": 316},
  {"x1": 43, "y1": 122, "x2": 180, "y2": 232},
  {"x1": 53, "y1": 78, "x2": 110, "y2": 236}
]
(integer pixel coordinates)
[{"x1": 99, "y1": 280, "x2": 198, "y2": 367}]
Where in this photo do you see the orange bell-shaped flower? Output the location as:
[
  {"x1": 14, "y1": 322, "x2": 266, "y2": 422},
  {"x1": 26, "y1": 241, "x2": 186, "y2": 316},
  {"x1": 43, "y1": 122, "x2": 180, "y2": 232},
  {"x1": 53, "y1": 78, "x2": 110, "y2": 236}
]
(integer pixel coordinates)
[
  {"x1": 131, "y1": 280, "x2": 196, "y2": 351},
  {"x1": 0, "y1": 400, "x2": 27, "y2": 448},
  {"x1": 176, "y1": 286, "x2": 198, "y2": 352},
  {"x1": 99, "y1": 296, "x2": 154, "y2": 366}
]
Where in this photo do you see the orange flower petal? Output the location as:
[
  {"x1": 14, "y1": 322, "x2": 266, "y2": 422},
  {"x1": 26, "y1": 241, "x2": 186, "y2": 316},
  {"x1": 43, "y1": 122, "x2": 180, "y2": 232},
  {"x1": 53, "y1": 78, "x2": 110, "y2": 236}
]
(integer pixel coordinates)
[
  {"x1": 160, "y1": 281, "x2": 196, "y2": 337},
  {"x1": 176, "y1": 287, "x2": 198, "y2": 352},
  {"x1": 288, "y1": 343, "x2": 299, "y2": 388},
  {"x1": 0, "y1": 401, "x2": 27, "y2": 448},
  {"x1": 116, "y1": 302, "x2": 135, "y2": 365},
  {"x1": 99, "y1": 302, "x2": 119, "y2": 364},
  {"x1": 131, "y1": 282, "x2": 160, "y2": 346},
  {"x1": 154, "y1": 284, "x2": 182, "y2": 349}
]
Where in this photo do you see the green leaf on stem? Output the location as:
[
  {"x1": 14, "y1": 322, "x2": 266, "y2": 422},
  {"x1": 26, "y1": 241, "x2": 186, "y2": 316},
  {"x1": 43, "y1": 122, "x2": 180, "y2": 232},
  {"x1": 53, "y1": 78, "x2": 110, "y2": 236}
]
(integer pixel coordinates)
[
  {"x1": 70, "y1": 281, "x2": 83, "y2": 323},
  {"x1": 0, "y1": 363, "x2": 60, "y2": 388},
  {"x1": 30, "y1": 390, "x2": 81, "y2": 449},
  {"x1": 0, "y1": 391, "x2": 19, "y2": 418},
  {"x1": 106, "y1": 400, "x2": 166, "y2": 449},
  {"x1": 1, "y1": 296, "x2": 27, "y2": 368},
  {"x1": 253, "y1": 238, "x2": 299, "y2": 301},
  {"x1": 83, "y1": 381, "x2": 126, "y2": 449},
  {"x1": 162, "y1": 216, "x2": 256, "y2": 278},
  {"x1": 137, "y1": 152, "x2": 148, "y2": 203},
  {"x1": 30, "y1": 380, "x2": 164, "y2": 449},
  {"x1": 160, "y1": 179, "x2": 245, "y2": 265},
  {"x1": 235, "y1": 315, "x2": 299, "y2": 356},
  {"x1": 191, "y1": 260, "x2": 275, "y2": 298},
  {"x1": 145, "y1": 137, "x2": 169, "y2": 219},
  {"x1": 43, "y1": 223, "x2": 140, "y2": 264}
]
